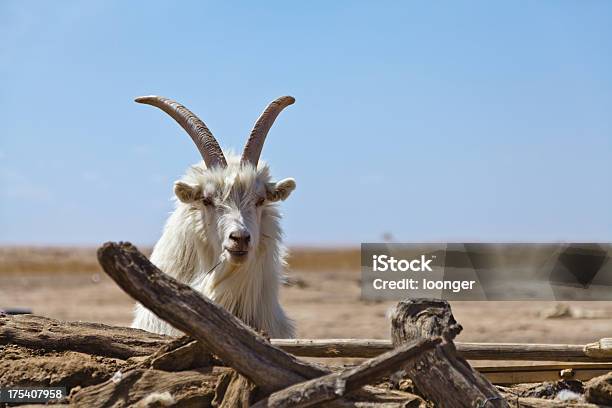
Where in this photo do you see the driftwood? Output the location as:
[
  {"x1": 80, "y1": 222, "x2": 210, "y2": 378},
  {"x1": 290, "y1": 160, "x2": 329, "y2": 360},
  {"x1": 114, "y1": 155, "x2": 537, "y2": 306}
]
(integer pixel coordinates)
[
  {"x1": 0, "y1": 314, "x2": 168, "y2": 360},
  {"x1": 274, "y1": 338, "x2": 611, "y2": 362},
  {"x1": 6, "y1": 314, "x2": 610, "y2": 388},
  {"x1": 214, "y1": 371, "x2": 258, "y2": 408},
  {"x1": 101, "y1": 256, "x2": 504, "y2": 408},
  {"x1": 136, "y1": 335, "x2": 216, "y2": 372},
  {"x1": 273, "y1": 338, "x2": 393, "y2": 358},
  {"x1": 251, "y1": 337, "x2": 440, "y2": 408},
  {"x1": 392, "y1": 298, "x2": 509, "y2": 408},
  {"x1": 97, "y1": 242, "x2": 430, "y2": 407},
  {"x1": 97, "y1": 241, "x2": 326, "y2": 395},
  {"x1": 5, "y1": 314, "x2": 607, "y2": 363},
  {"x1": 584, "y1": 338, "x2": 612, "y2": 359}
]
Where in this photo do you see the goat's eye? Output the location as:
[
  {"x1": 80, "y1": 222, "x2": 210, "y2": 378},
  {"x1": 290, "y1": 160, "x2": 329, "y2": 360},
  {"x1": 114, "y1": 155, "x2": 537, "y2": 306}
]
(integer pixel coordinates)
[
  {"x1": 256, "y1": 197, "x2": 265, "y2": 207},
  {"x1": 202, "y1": 197, "x2": 215, "y2": 207}
]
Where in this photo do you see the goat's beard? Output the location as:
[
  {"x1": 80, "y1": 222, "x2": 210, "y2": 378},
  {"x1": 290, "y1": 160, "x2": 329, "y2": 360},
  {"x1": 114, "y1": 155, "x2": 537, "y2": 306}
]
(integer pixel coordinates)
[{"x1": 208, "y1": 251, "x2": 250, "y2": 290}]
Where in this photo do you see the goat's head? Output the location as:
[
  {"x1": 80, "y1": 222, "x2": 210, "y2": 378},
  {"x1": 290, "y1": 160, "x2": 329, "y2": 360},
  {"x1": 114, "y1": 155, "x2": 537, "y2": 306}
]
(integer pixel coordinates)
[{"x1": 136, "y1": 95, "x2": 296, "y2": 265}]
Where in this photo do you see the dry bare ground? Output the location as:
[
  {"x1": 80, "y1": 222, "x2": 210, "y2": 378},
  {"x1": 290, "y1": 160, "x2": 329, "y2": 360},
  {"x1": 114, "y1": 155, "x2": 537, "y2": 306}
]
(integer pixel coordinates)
[{"x1": 1, "y1": 246, "x2": 611, "y2": 345}]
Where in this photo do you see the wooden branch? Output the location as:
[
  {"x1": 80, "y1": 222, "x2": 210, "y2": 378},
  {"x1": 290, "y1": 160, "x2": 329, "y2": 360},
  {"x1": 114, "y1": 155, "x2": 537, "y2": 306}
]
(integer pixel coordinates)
[
  {"x1": 214, "y1": 371, "x2": 257, "y2": 408},
  {"x1": 392, "y1": 298, "x2": 509, "y2": 408},
  {"x1": 97, "y1": 242, "x2": 426, "y2": 407},
  {"x1": 97, "y1": 242, "x2": 327, "y2": 394},
  {"x1": 143, "y1": 335, "x2": 216, "y2": 371},
  {"x1": 4, "y1": 314, "x2": 608, "y2": 363},
  {"x1": 458, "y1": 342, "x2": 596, "y2": 362},
  {"x1": 97, "y1": 242, "x2": 326, "y2": 392},
  {"x1": 273, "y1": 338, "x2": 608, "y2": 362},
  {"x1": 272, "y1": 338, "x2": 392, "y2": 358},
  {"x1": 584, "y1": 338, "x2": 612, "y2": 359},
  {"x1": 252, "y1": 337, "x2": 440, "y2": 408},
  {"x1": 0, "y1": 313, "x2": 169, "y2": 360}
]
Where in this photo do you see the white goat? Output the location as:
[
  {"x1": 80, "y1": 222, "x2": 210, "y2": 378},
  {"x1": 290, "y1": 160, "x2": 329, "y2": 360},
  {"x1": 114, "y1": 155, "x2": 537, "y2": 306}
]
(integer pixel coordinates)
[{"x1": 131, "y1": 96, "x2": 297, "y2": 338}]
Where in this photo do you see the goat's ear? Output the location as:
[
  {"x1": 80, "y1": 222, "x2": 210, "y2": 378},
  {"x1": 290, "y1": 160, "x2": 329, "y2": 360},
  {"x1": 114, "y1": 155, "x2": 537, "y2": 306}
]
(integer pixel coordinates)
[
  {"x1": 266, "y1": 178, "x2": 296, "y2": 202},
  {"x1": 174, "y1": 181, "x2": 202, "y2": 204}
]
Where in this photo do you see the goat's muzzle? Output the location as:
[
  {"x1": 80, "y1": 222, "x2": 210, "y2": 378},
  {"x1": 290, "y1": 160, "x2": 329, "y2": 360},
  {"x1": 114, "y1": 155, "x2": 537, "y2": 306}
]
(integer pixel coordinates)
[{"x1": 224, "y1": 229, "x2": 251, "y2": 264}]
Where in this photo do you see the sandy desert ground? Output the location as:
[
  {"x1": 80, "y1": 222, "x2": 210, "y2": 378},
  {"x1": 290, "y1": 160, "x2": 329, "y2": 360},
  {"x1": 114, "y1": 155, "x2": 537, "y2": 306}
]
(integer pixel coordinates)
[{"x1": 1, "y1": 247, "x2": 611, "y2": 346}]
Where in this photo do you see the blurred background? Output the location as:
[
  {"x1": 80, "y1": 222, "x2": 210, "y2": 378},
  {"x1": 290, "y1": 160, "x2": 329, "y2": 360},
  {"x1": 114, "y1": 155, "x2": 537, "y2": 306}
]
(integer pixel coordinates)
[{"x1": 1, "y1": 1, "x2": 611, "y2": 343}]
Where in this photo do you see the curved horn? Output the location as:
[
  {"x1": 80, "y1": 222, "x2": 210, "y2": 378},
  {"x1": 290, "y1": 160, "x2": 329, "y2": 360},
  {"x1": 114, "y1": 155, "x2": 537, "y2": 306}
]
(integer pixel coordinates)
[
  {"x1": 135, "y1": 96, "x2": 227, "y2": 169},
  {"x1": 241, "y1": 96, "x2": 295, "y2": 166}
]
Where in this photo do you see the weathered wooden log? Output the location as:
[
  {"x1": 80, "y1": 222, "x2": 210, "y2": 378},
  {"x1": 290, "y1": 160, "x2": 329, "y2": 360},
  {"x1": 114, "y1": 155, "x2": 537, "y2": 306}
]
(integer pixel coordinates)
[
  {"x1": 97, "y1": 242, "x2": 430, "y2": 407},
  {"x1": 139, "y1": 335, "x2": 216, "y2": 371},
  {"x1": 97, "y1": 241, "x2": 326, "y2": 394},
  {"x1": 584, "y1": 338, "x2": 612, "y2": 359},
  {"x1": 251, "y1": 337, "x2": 439, "y2": 408},
  {"x1": 4, "y1": 314, "x2": 609, "y2": 363},
  {"x1": 274, "y1": 338, "x2": 609, "y2": 362},
  {"x1": 391, "y1": 298, "x2": 509, "y2": 408},
  {"x1": 214, "y1": 371, "x2": 257, "y2": 408},
  {"x1": 458, "y1": 342, "x2": 599, "y2": 363},
  {"x1": 0, "y1": 314, "x2": 169, "y2": 360},
  {"x1": 273, "y1": 338, "x2": 392, "y2": 358}
]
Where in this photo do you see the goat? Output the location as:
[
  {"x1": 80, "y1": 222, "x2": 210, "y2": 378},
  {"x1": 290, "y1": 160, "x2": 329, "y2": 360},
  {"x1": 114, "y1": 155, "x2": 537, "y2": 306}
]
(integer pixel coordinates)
[{"x1": 131, "y1": 96, "x2": 297, "y2": 338}]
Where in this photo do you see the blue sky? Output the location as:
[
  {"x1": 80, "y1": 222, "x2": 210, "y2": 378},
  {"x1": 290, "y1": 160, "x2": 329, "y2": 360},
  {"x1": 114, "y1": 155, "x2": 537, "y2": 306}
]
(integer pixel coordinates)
[{"x1": 1, "y1": 1, "x2": 611, "y2": 245}]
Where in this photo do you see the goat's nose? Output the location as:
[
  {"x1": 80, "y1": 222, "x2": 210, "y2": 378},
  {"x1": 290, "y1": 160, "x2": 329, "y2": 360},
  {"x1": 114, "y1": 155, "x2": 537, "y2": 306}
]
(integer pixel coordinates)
[{"x1": 229, "y1": 230, "x2": 251, "y2": 245}]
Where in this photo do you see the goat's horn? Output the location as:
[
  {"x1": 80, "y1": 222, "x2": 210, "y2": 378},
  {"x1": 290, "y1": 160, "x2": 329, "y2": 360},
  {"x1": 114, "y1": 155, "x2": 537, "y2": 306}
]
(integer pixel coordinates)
[
  {"x1": 241, "y1": 96, "x2": 295, "y2": 166},
  {"x1": 135, "y1": 96, "x2": 227, "y2": 169}
]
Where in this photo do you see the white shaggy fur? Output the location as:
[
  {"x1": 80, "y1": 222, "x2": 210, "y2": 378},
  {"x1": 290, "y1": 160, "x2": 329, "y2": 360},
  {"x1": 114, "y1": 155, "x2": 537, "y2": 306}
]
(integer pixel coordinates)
[
  {"x1": 132, "y1": 152, "x2": 296, "y2": 338},
  {"x1": 136, "y1": 392, "x2": 175, "y2": 407}
]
